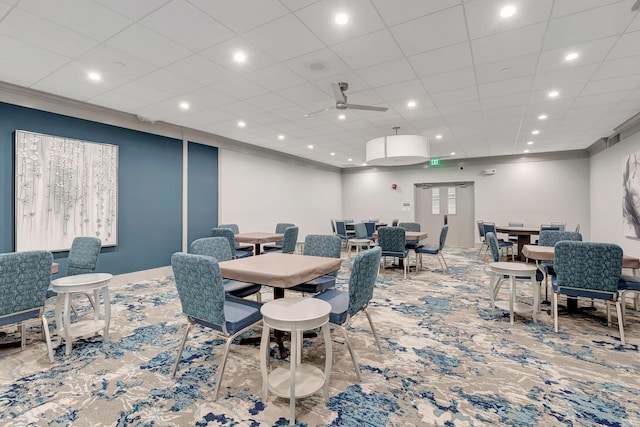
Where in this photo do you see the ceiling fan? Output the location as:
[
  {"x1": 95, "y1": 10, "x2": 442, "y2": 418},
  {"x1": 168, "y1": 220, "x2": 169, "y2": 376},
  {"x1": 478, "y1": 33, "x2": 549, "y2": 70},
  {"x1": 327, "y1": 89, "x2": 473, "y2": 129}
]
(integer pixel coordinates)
[{"x1": 304, "y1": 82, "x2": 388, "y2": 117}]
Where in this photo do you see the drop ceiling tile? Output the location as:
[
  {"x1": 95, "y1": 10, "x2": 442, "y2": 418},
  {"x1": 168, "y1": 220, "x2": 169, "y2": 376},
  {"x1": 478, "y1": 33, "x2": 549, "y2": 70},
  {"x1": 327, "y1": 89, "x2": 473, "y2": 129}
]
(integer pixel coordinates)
[
  {"x1": 550, "y1": 0, "x2": 622, "y2": 18},
  {"x1": 464, "y1": 0, "x2": 554, "y2": 39},
  {"x1": 188, "y1": 0, "x2": 289, "y2": 33},
  {"x1": 531, "y1": 63, "x2": 598, "y2": 91},
  {"x1": 106, "y1": 24, "x2": 191, "y2": 67},
  {"x1": 474, "y1": 53, "x2": 538, "y2": 84},
  {"x1": 161, "y1": 107, "x2": 226, "y2": 128},
  {"x1": 331, "y1": 29, "x2": 404, "y2": 70},
  {"x1": 0, "y1": 34, "x2": 70, "y2": 73},
  {"x1": 295, "y1": 0, "x2": 385, "y2": 45},
  {"x1": 244, "y1": 64, "x2": 307, "y2": 92},
  {"x1": 200, "y1": 37, "x2": 277, "y2": 75},
  {"x1": 278, "y1": 83, "x2": 331, "y2": 104},
  {"x1": 607, "y1": 31, "x2": 640, "y2": 60},
  {"x1": 409, "y1": 42, "x2": 473, "y2": 77},
  {"x1": 471, "y1": 22, "x2": 546, "y2": 65},
  {"x1": 284, "y1": 48, "x2": 352, "y2": 81},
  {"x1": 357, "y1": 58, "x2": 417, "y2": 87},
  {"x1": 390, "y1": 5, "x2": 468, "y2": 55},
  {"x1": 137, "y1": 69, "x2": 202, "y2": 95},
  {"x1": 217, "y1": 101, "x2": 263, "y2": 119},
  {"x1": 139, "y1": 0, "x2": 234, "y2": 51},
  {"x1": 373, "y1": 0, "x2": 461, "y2": 26},
  {"x1": 536, "y1": 37, "x2": 618, "y2": 74},
  {"x1": 422, "y1": 67, "x2": 476, "y2": 94},
  {"x1": 543, "y1": 2, "x2": 636, "y2": 50},
  {"x1": 0, "y1": 62, "x2": 49, "y2": 87},
  {"x1": 88, "y1": 91, "x2": 149, "y2": 112},
  {"x1": 582, "y1": 74, "x2": 640, "y2": 96},
  {"x1": 388, "y1": 95, "x2": 435, "y2": 114},
  {"x1": 244, "y1": 14, "x2": 324, "y2": 62},
  {"x1": 78, "y1": 45, "x2": 156, "y2": 80},
  {"x1": 430, "y1": 86, "x2": 479, "y2": 107},
  {"x1": 245, "y1": 93, "x2": 296, "y2": 110},
  {"x1": 438, "y1": 101, "x2": 482, "y2": 116},
  {"x1": 178, "y1": 86, "x2": 238, "y2": 110},
  {"x1": 592, "y1": 55, "x2": 640, "y2": 80},
  {"x1": 166, "y1": 54, "x2": 236, "y2": 86},
  {"x1": 113, "y1": 81, "x2": 174, "y2": 104},
  {"x1": 95, "y1": 0, "x2": 170, "y2": 20},
  {"x1": 374, "y1": 79, "x2": 428, "y2": 102},
  {"x1": 573, "y1": 91, "x2": 631, "y2": 108},
  {"x1": 0, "y1": 9, "x2": 98, "y2": 57},
  {"x1": 478, "y1": 76, "x2": 532, "y2": 99},
  {"x1": 481, "y1": 92, "x2": 529, "y2": 110},
  {"x1": 0, "y1": 3, "x2": 9, "y2": 17},
  {"x1": 629, "y1": 13, "x2": 640, "y2": 32},
  {"x1": 211, "y1": 75, "x2": 270, "y2": 100}
]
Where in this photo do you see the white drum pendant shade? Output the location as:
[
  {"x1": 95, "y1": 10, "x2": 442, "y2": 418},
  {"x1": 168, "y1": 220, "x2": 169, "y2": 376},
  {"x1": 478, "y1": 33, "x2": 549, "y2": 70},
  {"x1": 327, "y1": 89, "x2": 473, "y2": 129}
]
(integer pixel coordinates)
[{"x1": 366, "y1": 135, "x2": 429, "y2": 166}]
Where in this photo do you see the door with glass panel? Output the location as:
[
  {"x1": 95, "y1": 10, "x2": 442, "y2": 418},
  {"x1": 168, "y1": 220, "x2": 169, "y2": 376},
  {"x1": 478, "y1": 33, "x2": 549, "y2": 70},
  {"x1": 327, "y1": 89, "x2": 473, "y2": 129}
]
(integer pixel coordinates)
[{"x1": 415, "y1": 182, "x2": 475, "y2": 248}]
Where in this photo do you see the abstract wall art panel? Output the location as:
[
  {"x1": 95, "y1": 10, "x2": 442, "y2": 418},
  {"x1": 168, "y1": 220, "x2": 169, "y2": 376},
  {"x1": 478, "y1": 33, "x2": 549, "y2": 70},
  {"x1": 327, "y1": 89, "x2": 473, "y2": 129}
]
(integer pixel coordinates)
[
  {"x1": 15, "y1": 130, "x2": 118, "y2": 251},
  {"x1": 623, "y1": 150, "x2": 640, "y2": 239}
]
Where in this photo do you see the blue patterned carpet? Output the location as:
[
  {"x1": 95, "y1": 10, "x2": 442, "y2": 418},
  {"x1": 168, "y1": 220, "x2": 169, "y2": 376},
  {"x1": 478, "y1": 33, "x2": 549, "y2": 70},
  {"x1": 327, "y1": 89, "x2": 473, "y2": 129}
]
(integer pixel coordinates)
[{"x1": 2, "y1": 248, "x2": 640, "y2": 426}]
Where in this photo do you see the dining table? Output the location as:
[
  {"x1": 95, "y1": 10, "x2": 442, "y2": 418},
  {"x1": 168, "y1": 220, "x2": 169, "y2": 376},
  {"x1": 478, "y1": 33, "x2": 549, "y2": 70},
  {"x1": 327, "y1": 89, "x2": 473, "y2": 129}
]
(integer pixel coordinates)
[
  {"x1": 495, "y1": 226, "x2": 540, "y2": 260},
  {"x1": 234, "y1": 232, "x2": 284, "y2": 255}
]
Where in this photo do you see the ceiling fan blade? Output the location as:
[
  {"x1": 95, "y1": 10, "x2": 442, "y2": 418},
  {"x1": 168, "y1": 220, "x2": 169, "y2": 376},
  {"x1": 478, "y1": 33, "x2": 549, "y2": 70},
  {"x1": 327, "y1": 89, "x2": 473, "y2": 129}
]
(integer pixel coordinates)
[
  {"x1": 346, "y1": 104, "x2": 388, "y2": 112},
  {"x1": 303, "y1": 106, "x2": 333, "y2": 117},
  {"x1": 331, "y1": 82, "x2": 346, "y2": 103}
]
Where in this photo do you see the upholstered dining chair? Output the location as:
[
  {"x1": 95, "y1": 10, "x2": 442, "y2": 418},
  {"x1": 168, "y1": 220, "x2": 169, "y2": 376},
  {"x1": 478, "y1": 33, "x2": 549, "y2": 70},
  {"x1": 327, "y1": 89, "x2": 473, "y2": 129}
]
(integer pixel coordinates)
[
  {"x1": 347, "y1": 223, "x2": 372, "y2": 257},
  {"x1": 211, "y1": 227, "x2": 253, "y2": 258},
  {"x1": 552, "y1": 241, "x2": 625, "y2": 344},
  {"x1": 289, "y1": 234, "x2": 342, "y2": 295},
  {"x1": 190, "y1": 237, "x2": 262, "y2": 301},
  {"x1": 262, "y1": 222, "x2": 296, "y2": 252},
  {"x1": 218, "y1": 223, "x2": 253, "y2": 253},
  {"x1": 170, "y1": 252, "x2": 263, "y2": 400},
  {"x1": 265, "y1": 226, "x2": 298, "y2": 254},
  {"x1": 334, "y1": 220, "x2": 351, "y2": 247},
  {"x1": 313, "y1": 246, "x2": 383, "y2": 381},
  {"x1": 363, "y1": 221, "x2": 376, "y2": 240},
  {"x1": 415, "y1": 225, "x2": 449, "y2": 272},
  {"x1": 477, "y1": 220, "x2": 488, "y2": 259},
  {"x1": 377, "y1": 226, "x2": 409, "y2": 279},
  {"x1": 391, "y1": 219, "x2": 399, "y2": 226},
  {"x1": 483, "y1": 222, "x2": 514, "y2": 260},
  {"x1": 0, "y1": 250, "x2": 55, "y2": 363},
  {"x1": 507, "y1": 220, "x2": 524, "y2": 244}
]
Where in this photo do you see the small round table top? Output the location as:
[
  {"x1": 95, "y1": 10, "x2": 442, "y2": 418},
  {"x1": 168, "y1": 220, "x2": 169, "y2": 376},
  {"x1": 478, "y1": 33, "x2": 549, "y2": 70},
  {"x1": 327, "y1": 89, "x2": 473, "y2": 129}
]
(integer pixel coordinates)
[
  {"x1": 51, "y1": 272, "x2": 113, "y2": 293},
  {"x1": 489, "y1": 261, "x2": 537, "y2": 274},
  {"x1": 261, "y1": 297, "x2": 331, "y2": 331}
]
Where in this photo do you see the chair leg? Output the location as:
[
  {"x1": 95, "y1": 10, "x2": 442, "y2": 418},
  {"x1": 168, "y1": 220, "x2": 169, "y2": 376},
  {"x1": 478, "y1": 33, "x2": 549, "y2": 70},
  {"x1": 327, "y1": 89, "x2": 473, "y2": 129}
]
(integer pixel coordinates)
[
  {"x1": 621, "y1": 291, "x2": 628, "y2": 325},
  {"x1": 213, "y1": 335, "x2": 234, "y2": 401},
  {"x1": 616, "y1": 301, "x2": 626, "y2": 345},
  {"x1": 553, "y1": 293, "x2": 559, "y2": 333},
  {"x1": 255, "y1": 291, "x2": 262, "y2": 303},
  {"x1": 403, "y1": 258, "x2": 407, "y2": 279},
  {"x1": 171, "y1": 323, "x2": 192, "y2": 378},
  {"x1": 339, "y1": 325, "x2": 362, "y2": 381},
  {"x1": 20, "y1": 322, "x2": 26, "y2": 350},
  {"x1": 41, "y1": 315, "x2": 54, "y2": 363},
  {"x1": 363, "y1": 308, "x2": 382, "y2": 354}
]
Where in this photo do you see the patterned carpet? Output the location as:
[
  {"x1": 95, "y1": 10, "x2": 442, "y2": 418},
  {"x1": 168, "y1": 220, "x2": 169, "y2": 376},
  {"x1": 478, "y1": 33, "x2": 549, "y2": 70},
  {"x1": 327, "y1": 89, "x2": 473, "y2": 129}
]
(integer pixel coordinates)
[{"x1": 1, "y1": 248, "x2": 640, "y2": 426}]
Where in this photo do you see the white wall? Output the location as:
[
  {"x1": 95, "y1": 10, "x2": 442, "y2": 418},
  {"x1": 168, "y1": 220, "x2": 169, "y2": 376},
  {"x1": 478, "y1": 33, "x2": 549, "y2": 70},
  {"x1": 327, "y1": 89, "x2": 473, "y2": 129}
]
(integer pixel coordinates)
[
  {"x1": 590, "y1": 129, "x2": 640, "y2": 257},
  {"x1": 219, "y1": 149, "x2": 342, "y2": 240},
  {"x1": 342, "y1": 155, "x2": 591, "y2": 245}
]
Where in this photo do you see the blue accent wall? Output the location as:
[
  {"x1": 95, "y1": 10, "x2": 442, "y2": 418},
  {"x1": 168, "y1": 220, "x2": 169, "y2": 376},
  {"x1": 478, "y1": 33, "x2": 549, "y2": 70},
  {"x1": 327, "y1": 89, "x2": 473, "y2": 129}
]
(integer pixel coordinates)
[
  {"x1": 187, "y1": 141, "x2": 218, "y2": 246},
  {"x1": 0, "y1": 102, "x2": 186, "y2": 276}
]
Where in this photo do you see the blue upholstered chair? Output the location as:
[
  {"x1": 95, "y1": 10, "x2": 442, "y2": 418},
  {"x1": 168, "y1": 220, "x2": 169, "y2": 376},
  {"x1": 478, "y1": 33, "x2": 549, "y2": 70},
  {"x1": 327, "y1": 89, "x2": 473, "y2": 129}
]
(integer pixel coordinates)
[
  {"x1": 552, "y1": 241, "x2": 625, "y2": 344},
  {"x1": 262, "y1": 222, "x2": 296, "y2": 252},
  {"x1": 398, "y1": 222, "x2": 420, "y2": 232},
  {"x1": 314, "y1": 246, "x2": 383, "y2": 381},
  {"x1": 289, "y1": 234, "x2": 342, "y2": 294},
  {"x1": 334, "y1": 220, "x2": 350, "y2": 247},
  {"x1": 347, "y1": 223, "x2": 372, "y2": 257},
  {"x1": 218, "y1": 223, "x2": 253, "y2": 253},
  {"x1": 415, "y1": 225, "x2": 449, "y2": 272},
  {"x1": 363, "y1": 221, "x2": 376, "y2": 240},
  {"x1": 483, "y1": 222, "x2": 514, "y2": 260},
  {"x1": 190, "y1": 237, "x2": 262, "y2": 301},
  {"x1": 265, "y1": 226, "x2": 298, "y2": 254},
  {"x1": 618, "y1": 275, "x2": 640, "y2": 326},
  {"x1": 0, "y1": 250, "x2": 55, "y2": 363},
  {"x1": 377, "y1": 226, "x2": 409, "y2": 279},
  {"x1": 477, "y1": 220, "x2": 488, "y2": 258},
  {"x1": 170, "y1": 252, "x2": 263, "y2": 400},
  {"x1": 211, "y1": 227, "x2": 253, "y2": 259},
  {"x1": 537, "y1": 231, "x2": 583, "y2": 302},
  {"x1": 391, "y1": 219, "x2": 399, "y2": 226},
  {"x1": 507, "y1": 220, "x2": 524, "y2": 244}
]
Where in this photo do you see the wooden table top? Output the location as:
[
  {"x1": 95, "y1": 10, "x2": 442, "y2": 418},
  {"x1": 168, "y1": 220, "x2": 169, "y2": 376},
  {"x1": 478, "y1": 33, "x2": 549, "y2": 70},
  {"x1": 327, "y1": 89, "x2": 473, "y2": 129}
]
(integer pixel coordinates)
[
  {"x1": 235, "y1": 232, "x2": 284, "y2": 244},
  {"x1": 522, "y1": 244, "x2": 640, "y2": 269}
]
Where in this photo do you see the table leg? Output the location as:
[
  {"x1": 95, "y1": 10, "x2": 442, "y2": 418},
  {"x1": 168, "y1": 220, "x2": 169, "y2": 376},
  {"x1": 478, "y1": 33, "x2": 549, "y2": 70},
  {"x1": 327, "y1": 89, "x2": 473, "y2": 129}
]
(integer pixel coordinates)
[
  {"x1": 55, "y1": 295, "x2": 64, "y2": 347},
  {"x1": 103, "y1": 286, "x2": 111, "y2": 341},
  {"x1": 531, "y1": 272, "x2": 538, "y2": 323},
  {"x1": 289, "y1": 329, "x2": 297, "y2": 426},
  {"x1": 260, "y1": 323, "x2": 270, "y2": 399},
  {"x1": 64, "y1": 293, "x2": 72, "y2": 356},
  {"x1": 509, "y1": 276, "x2": 516, "y2": 324},
  {"x1": 255, "y1": 243, "x2": 261, "y2": 255},
  {"x1": 516, "y1": 235, "x2": 531, "y2": 260},
  {"x1": 322, "y1": 323, "x2": 332, "y2": 401}
]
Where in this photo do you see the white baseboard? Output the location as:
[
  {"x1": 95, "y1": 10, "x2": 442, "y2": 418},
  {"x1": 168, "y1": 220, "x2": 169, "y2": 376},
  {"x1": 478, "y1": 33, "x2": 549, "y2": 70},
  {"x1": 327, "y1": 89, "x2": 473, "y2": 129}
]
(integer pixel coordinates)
[{"x1": 110, "y1": 266, "x2": 172, "y2": 288}]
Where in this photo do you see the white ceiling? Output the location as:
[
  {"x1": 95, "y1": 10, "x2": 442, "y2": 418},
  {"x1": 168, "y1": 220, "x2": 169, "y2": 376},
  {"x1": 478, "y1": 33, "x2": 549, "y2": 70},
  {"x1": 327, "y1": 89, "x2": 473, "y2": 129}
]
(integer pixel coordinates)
[{"x1": 1, "y1": 0, "x2": 639, "y2": 167}]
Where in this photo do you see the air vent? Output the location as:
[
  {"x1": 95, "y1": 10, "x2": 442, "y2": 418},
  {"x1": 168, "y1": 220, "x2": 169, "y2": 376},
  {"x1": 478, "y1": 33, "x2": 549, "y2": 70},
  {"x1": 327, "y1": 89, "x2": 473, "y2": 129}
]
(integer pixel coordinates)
[{"x1": 608, "y1": 134, "x2": 620, "y2": 147}]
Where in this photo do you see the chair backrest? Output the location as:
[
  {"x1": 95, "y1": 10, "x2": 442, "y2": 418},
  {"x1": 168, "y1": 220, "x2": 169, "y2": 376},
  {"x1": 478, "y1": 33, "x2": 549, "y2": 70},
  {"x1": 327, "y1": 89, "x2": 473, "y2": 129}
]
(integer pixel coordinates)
[
  {"x1": 377, "y1": 226, "x2": 406, "y2": 252},
  {"x1": 190, "y1": 237, "x2": 233, "y2": 261},
  {"x1": 218, "y1": 223, "x2": 240, "y2": 234},
  {"x1": 483, "y1": 222, "x2": 496, "y2": 236},
  {"x1": 363, "y1": 221, "x2": 376, "y2": 239},
  {"x1": 575, "y1": 224, "x2": 581, "y2": 233},
  {"x1": 68, "y1": 236, "x2": 101, "y2": 276},
  {"x1": 171, "y1": 252, "x2": 225, "y2": 326},
  {"x1": 438, "y1": 225, "x2": 449, "y2": 251},
  {"x1": 343, "y1": 219, "x2": 354, "y2": 224},
  {"x1": 477, "y1": 220, "x2": 485, "y2": 238},
  {"x1": 354, "y1": 223, "x2": 368, "y2": 239},
  {"x1": 280, "y1": 226, "x2": 299, "y2": 254},
  {"x1": 335, "y1": 220, "x2": 348, "y2": 236},
  {"x1": 550, "y1": 222, "x2": 566, "y2": 231},
  {"x1": 304, "y1": 234, "x2": 341, "y2": 276},
  {"x1": 348, "y1": 246, "x2": 382, "y2": 316},
  {"x1": 0, "y1": 250, "x2": 53, "y2": 323},
  {"x1": 391, "y1": 218, "x2": 399, "y2": 226},
  {"x1": 274, "y1": 222, "x2": 295, "y2": 246},
  {"x1": 554, "y1": 241, "x2": 622, "y2": 293},
  {"x1": 398, "y1": 222, "x2": 420, "y2": 232},
  {"x1": 330, "y1": 219, "x2": 336, "y2": 234},
  {"x1": 211, "y1": 227, "x2": 238, "y2": 258},
  {"x1": 508, "y1": 220, "x2": 524, "y2": 227},
  {"x1": 540, "y1": 224, "x2": 561, "y2": 232},
  {"x1": 485, "y1": 232, "x2": 500, "y2": 262},
  {"x1": 539, "y1": 231, "x2": 582, "y2": 247}
]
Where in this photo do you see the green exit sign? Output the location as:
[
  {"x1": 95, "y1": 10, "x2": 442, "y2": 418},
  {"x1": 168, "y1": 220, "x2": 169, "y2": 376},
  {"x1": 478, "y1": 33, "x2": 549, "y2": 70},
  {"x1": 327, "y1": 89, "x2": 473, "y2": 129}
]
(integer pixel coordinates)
[{"x1": 430, "y1": 158, "x2": 440, "y2": 166}]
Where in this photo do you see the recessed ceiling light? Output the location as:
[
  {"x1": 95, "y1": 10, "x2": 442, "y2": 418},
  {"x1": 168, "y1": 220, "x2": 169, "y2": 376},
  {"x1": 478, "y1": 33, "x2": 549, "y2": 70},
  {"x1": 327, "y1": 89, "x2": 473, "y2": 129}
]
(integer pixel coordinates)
[
  {"x1": 237, "y1": 120, "x2": 246, "y2": 128},
  {"x1": 565, "y1": 52, "x2": 579, "y2": 61},
  {"x1": 233, "y1": 51, "x2": 247, "y2": 63},
  {"x1": 407, "y1": 100, "x2": 416, "y2": 108},
  {"x1": 347, "y1": 158, "x2": 353, "y2": 162},
  {"x1": 179, "y1": 101, "x2": 190, "y2": 110},
  {"x1": 548, "y1": 90, "x2": 559, "y2": 98},
  {"x1": 499, "y1": 5, "x2": 516, "y2": 18},
  {"x1": 435, "y1": 134, "x2": 443, "y2": 139},
  {"x1": 450, "y1": 152, "x2": 456, "y2": 156},
  {"x1": 335, "y1": 13, "x2": 348, "y2": 25},
  {"x1": 538, "y1": 114, "x2": 548, "y2": 120},
  {"x1": 531, "y1": 130, "x2": 540, "y2": 135},
  {"x1": 277, "y1": 134, "x2": 285, "y2": 140},
  {"x1": 308, "y1": 144, "x2": 314, "y2": 149},
  {"x1": 362, "y1": 163, "x2": 367, "y2": 166},
  {"x1": 524, "y1": 149, "x2": 530, "y2": 153},
  {"x1": 88, "y1": 72, "x2": 101, "y2": 81},
  {"x1": 330, "y1": 152, "x2": 336, "y2": 156},
  {"x1": 338, "y1": 114, "x2": 346, "y2": 120},
  {"x1": 527, "y1": 141, "x2": 534, "y2": 145}
]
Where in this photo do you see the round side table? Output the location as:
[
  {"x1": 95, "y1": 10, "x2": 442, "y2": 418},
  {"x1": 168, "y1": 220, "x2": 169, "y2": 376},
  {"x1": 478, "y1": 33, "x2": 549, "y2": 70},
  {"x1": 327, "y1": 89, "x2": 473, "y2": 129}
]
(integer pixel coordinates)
[
  {"x1": 260, "y1": 297, "x2": 332, "y2": 426},
  {"x1": 488, "y1": 262, "x2": 539, "y2": 324},
  {"x1": 51, "y1": 272, "x2": 113, "y2": 355}
]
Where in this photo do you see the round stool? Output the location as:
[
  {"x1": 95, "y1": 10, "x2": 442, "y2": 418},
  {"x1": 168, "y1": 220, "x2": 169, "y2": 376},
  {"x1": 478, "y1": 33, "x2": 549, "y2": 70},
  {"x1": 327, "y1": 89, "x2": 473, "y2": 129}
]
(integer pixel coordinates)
[
  {"x1": 260, "y1": 297, "x2": 332, "y2": 426},
  {"x1": 488, "y1": 262, "x2": 539, "y2": 324}
]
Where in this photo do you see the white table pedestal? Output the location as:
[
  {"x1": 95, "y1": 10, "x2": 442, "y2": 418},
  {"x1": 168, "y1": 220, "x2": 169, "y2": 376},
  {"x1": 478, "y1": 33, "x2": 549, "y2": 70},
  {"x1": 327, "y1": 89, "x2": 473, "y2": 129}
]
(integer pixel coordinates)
[
  {"x1": 488, "y1": 262, "x2": 539, "y2": 324},
  {"x1": 260, "y1": 297, "x2": 332, "y2": 426}
]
